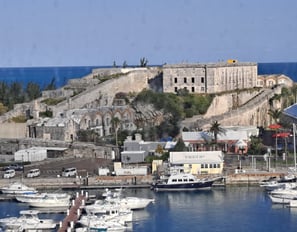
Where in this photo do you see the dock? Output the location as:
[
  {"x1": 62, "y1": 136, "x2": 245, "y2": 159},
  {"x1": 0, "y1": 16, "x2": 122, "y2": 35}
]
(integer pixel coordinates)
[{"x1": 58, "y1": 191, "x2": 87, "y2": 232}]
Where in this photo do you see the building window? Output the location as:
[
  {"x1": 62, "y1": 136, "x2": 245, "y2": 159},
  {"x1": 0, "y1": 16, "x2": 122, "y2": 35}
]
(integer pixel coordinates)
[
  {"x1": 191, "y1": 87, "x2": 195, "y2": 92},
  {"x1": 201, "y1": 77, "x2": 204, "y2": 83},
  {"x1": 184, "y1": 77, "x2": 187, "y2": 83},
  {"x1": 217, "y1": 164, "x2": 220, "y2": 168},
  {"x1": 210, "y1": 164, "x2": 213, "y2": 168},
  {"x1": 174, "y1": 77, "x2": 178, "y2": 83},
  {"x1": 205, "y1": 164, "x2": 208, "y2": 168},
  {"x1": 201, "y1": 164, "x2": 204, "y2": 168},
  {"x1": 174, "y1": 87, "x2": 178, "y2": 92},
  {"x1": 192, "y1": 77, "x2": 195, "y2": 83},
  {"x1": 201, "y1": 87, "x2": 205, "y2": 91}
]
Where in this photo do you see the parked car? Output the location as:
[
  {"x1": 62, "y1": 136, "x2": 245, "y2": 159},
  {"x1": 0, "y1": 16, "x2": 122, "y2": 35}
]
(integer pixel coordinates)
[
  {"x1": 62, "y1": 167, "x2": 77, "y2": 177},
  {"x1": 26, "y1": 168, "x2": 40, "y2": 178},
  {"x1": 3, "y1": 164, "x2": 24, "y2": 171},
  {"x1": 3, "y1": 169, "x2": 16, "y2": 179}
]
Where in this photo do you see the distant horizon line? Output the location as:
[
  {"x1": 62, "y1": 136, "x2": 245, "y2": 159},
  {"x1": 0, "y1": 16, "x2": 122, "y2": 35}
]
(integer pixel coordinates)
[{"x1": 0, "y1": 61, "x2": 296, "y2": 69}]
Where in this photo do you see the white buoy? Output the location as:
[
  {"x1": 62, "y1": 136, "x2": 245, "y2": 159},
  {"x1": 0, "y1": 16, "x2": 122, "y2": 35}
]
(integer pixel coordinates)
[
  {"x1": 72, "y1": 199, "x2": 75, "y2": 206},
  {"x1": 85, "y1": 191, "x2": 88, "y2": 199},
  {"x1": 67, "y1": 209, "x2": 70, "y2": 216},
  {"x1": 82, "y1": 199, "x2": 85, "y2": 206},
  {"x1": 76, "y1": 192, "x2": 79, "y2": 198},
  {"x1": 59, "y1": 221, "x2": 62, "y2": 228},
  {"x1": 81, "y1": 190, "x2": 84, "y2": 195},
  {"x1": 70, "y1": 221, "x2": 74, "y2": 228}
]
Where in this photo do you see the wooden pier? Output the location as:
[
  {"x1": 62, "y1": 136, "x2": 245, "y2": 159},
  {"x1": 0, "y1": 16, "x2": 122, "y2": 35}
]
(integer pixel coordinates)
[{"x1": 58, "y1": 191, "x2": 87, "y2": 232}]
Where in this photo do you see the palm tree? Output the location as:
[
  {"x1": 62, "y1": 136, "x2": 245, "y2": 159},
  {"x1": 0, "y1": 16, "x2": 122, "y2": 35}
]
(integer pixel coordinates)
[
  {"x1": 111, "y1": 117, "x2": 121, "y2": 146},
  {"x1": 291, "y1": 83, "x2": 297, "y2": 103},
  {"x1": 209, "y1": 121, "x2": 225, "y2": 145},
  {"x1": 268, "y1": 108, "x2": 282, "y2": 124}
]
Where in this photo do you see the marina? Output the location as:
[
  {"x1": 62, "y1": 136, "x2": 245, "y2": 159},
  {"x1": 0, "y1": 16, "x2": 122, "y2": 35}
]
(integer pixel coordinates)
[{"x1": 1, "y1": 186, "x2": 297, "y2": 232}]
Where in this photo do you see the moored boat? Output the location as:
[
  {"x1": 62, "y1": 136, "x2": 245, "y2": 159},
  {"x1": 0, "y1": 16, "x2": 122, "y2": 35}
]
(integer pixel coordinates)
[
  {"x1": 0, "y1": 182, "x2": 38, "y2": 195},
  {"x1": 151, "y1": 172, "x2": 220, "y2": 192},
  {"x1": 0, "y1": 209, "x2": 57, "y2": 231},
  {"x1": 104, "y1": 192, "x2": 154, "y2": 210},
  {"x1": 16, "y1": 192, "x2": 71, "y2": 208}
]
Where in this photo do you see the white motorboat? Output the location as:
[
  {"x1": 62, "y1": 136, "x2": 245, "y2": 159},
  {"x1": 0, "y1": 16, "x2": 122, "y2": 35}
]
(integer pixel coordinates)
[
  {"x1": 103, "y1": 188, "x2": 155, "y2": 210},
  {"x1": 151, "y1": 172, "x2": 221, "y2": 192},
  {"x1": 0, "y1": 182, "x2": 38, "y2": 195},
  {"x1": 260, "y1": 174, "x2": 297, "y2": 191},
  {"x1": 268, "y1": 194, "x2": 293, "y2": 204},
  {"x1": 0, "y1": 209, "x2": 57, "y2": 231},
  {"x1": 76, "y1": 215, "x2": 128, "y2": 232},
  {"x1": 270, "y1": 188, "x2": 297, "y2": 198},
  {"x1": 15, "y1": 192, "x2": 71, "y2": 208},
  {"x1": 268, "y1": 188, "x2": 297, "y2": 204},
  {"x1": 79, "y1": 208, "x2": 133, "y2": 226},
  {"x1": 83, "y1": 200, "x2": 131, "y2": 215},
  {"x1": 260, "y1": 181, "x2": 297, "y2": 191}
]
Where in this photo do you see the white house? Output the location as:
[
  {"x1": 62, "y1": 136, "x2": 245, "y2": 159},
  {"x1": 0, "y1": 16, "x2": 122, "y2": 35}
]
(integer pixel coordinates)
[{"x1": 169, "y1": 151, "x2": 224, "y2": 175}]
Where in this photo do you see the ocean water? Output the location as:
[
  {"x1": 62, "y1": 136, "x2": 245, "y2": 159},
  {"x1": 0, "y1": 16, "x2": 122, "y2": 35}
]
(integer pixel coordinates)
[
  {"x1": 1, "y1": 187, "x2": 297, "y2": 232},
  {"x1": 0, "y1": 63, "x2": 296, "y2": 90},
  {"x1": 0, "y1": 66, "x2": 102, "y2": 89}
]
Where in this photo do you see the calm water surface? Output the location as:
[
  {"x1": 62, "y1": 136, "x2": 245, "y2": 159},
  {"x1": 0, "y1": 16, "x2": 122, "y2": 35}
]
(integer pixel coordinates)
[{"x1": 1, "y1": 187, "x2": 297, "y2": 232}]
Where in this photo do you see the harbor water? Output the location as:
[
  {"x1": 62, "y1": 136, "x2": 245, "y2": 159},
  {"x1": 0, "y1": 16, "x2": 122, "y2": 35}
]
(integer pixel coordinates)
[{"x1": 1, "y1": 186, "x2": 297, "y2": 232}]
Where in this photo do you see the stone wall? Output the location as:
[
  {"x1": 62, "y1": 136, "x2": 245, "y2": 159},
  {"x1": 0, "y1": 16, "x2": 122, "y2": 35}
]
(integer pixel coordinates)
[
  {"x1": 0, "y1": 123, "x2": 27, "y2": 139},
  {"x1": 204, "y1": 88, "x2": 264, "y2": 118},
  {"x1": 0, "y1": 138, "x2": 114, "y2": 160},
  {"x1": 51, "y1": 68, "x2": 160, "y2": 117}
]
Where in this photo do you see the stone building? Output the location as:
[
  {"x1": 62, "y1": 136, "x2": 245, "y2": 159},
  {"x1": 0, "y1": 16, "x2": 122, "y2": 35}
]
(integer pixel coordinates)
[
  {"x1": 181, "y1": 126, "x2": 259, "y2": 154},
  {"x1": 121, "y1": 133, "x2": 168, "y2": 164},
  {"x1": 257, "y1": 74, "x2": 294, "y2": 88},
  {"x1": 162, "y1": 61, "x2": 257, "y2": 94},
  {"x1": 27, "y1": 106, "x2": 136, "y2": 142}
]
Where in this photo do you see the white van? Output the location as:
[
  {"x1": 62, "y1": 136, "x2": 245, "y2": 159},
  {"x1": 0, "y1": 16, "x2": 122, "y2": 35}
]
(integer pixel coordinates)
[
  {"x1": 27, "y1": 169, "x2": 40, "y2": 178},
  {"x1": 3, "y1": 169, "x2": 16, "y2": 179},
  {"x1": 62, "y1": 167, "x2": 77, "y2": 177}
]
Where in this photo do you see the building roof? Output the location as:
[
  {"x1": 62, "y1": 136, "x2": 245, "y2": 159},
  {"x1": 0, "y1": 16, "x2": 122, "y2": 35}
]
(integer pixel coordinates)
[
  {"x1": 182, "y1": 131, "x2": 212, "y2": 142},
  {"x1": 163, "y1": 62, "x2": 257, "y2": 69},
  {"x1": 182, "y1": 126, "x2": 259, "y2": 142},
  {"x1": 170, "y1": 151, "x2": 224, "y2": 164},
  {"x1": 283, "y1": 103, "x2": 297, "y2": 119}
]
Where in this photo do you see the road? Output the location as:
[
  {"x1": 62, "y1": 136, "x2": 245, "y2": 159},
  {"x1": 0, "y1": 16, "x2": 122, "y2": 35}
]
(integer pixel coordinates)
[{"x1": 1, "y1": 157, "x2": 113, "y2": 179}]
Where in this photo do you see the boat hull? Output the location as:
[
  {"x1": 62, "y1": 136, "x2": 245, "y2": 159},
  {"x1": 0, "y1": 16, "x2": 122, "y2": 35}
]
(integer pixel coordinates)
[
  {"x1": 152, "y1": 180, "x2": 215, "y2": 192},
  {"x1": 16, "y1": 193, "x2": 71, "y2": 208}
]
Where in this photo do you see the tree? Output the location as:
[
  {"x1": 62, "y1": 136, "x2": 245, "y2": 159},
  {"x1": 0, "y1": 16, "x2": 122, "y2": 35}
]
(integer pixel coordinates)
[
  {"x1": 140, "y1": 57, "x2": 148, "y2": 67},
  {"x1": 26, "y1": 82, "x2": 41, "y2": 101},
  {"x1": 0, "y1": 102, "x2": 8, "y2": 115},
  {"x1": 291, "y1": 84, "x2": 297, "y2": 103},
  {"x1": 44, "y1": 77, "x2": 56, "y2": 90},
  {"x1": 173, "y1": 138, "x2": 187, "y2": 151},
  {"x1": 268, "y1": 108, "x2": 282, "y2": 123},
  {"x1": 111, "y1": 116, "x2": 121, "y2": 146},
  {"x1": 155, "y1": 144, "x2": 164, "y2": 156},
  {"x1": 209, "y1": 121, "x2": 225, "y2": 144}
]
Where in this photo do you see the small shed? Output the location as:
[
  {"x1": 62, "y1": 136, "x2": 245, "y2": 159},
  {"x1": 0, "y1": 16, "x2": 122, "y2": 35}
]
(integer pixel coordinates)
[{"x1": 14, "y1": 147, "x2": 67, "y2": 162}]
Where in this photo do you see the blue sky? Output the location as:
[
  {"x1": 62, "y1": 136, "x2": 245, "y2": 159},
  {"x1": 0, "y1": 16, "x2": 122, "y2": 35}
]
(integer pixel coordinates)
[{"x1": 0, "y1": 0, "x2": 297, "y2": 67}]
